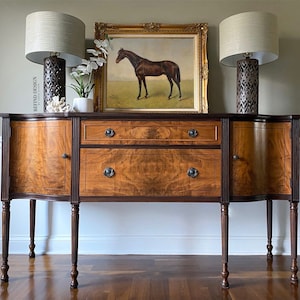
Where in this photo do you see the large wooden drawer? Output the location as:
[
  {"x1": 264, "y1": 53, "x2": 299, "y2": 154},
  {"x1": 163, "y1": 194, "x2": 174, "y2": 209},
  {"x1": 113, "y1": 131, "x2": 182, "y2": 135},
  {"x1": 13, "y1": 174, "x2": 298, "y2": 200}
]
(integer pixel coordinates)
[
  {"x1": 80, "y1": 148, "x2": 221, "y2": 197},
  {"x1": 81, "y1": 120, "x2": 221, "y2": 145}
]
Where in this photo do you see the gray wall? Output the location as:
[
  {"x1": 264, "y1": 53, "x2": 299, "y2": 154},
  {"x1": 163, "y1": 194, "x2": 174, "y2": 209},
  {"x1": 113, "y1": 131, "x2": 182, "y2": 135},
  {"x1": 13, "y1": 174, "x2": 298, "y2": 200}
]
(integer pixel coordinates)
[{"x1": 0, "y1": 0, "x2": 298, "y2": 255}]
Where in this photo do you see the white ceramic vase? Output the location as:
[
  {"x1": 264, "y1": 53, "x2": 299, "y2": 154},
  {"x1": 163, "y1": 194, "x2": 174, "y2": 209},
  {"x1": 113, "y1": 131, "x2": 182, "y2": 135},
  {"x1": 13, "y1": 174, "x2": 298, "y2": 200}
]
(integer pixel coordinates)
[{"x1": 72, "y1": 97, "x2": 94, "y2": 112}]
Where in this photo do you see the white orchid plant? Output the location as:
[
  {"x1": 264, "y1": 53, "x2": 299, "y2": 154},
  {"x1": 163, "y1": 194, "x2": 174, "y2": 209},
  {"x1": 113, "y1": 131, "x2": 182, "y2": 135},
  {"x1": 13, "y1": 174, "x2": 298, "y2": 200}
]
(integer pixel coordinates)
[{"x1": 70, "y1": 39, "x2": 111, "y2": 98}]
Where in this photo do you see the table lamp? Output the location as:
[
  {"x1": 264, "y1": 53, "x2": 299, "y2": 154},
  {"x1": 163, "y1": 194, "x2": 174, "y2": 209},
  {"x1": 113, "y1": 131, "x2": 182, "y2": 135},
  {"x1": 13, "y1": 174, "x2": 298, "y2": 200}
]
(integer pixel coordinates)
[
  {"x1": 25, "y1": 11, "x2": 85, "y2": 111},
  {"x1": 219, "y1": 11, "x2": 279, "y2": 114}
]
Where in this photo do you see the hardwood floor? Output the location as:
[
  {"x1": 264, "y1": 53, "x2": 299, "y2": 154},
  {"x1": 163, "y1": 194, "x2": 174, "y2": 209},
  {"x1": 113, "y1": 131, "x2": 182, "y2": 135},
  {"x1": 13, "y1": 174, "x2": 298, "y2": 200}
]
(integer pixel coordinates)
[{"x1": 0, "y1": 255, "x2": 298, "y2": 300}]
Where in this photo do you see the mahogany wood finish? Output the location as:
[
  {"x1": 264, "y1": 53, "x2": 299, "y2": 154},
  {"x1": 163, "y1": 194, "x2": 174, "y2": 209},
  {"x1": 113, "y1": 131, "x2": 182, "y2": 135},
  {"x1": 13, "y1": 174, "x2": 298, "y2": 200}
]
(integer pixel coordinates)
[
  {"x1": 230, "y1": 121, "x2": 291, "y2": 197},
  {"x1": 9, "y1": 120, "x2": 72, "y2": 196},
  {"x1": 80, "y1": 148, "x2": 221, "y2": 197},
  {"x1": 81, "y1": 120, "x2": 221, "y2": 145},
  {"x1": 0, "y1": 113, "x2": 299, "y2": 290}
]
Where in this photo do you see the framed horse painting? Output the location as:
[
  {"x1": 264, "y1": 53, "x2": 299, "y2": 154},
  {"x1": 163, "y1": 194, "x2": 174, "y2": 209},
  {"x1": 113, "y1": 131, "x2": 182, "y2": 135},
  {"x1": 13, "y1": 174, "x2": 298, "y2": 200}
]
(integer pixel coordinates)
[{"x1": 94, "y1": 22, "x2": 208, "y2": 113}]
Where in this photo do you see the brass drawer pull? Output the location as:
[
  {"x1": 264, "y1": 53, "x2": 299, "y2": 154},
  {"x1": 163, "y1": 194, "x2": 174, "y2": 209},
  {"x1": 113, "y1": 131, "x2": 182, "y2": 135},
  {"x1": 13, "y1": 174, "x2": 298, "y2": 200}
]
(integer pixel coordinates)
[
  {"x1": 232, "y1": 154, "x2": 240, "y2": 160},
  {"x1": 187, "y1": 167, "x2": 199, "y2": 178},
  {"x1": 103, "y1": 167, "x2": 115, "y2": 178},
  {"x1": 105, "y1": 128, "x2": 115, "y2": 137},
  {"x1": 188, "y1": 129, "x2": 198, "y2": 138}
]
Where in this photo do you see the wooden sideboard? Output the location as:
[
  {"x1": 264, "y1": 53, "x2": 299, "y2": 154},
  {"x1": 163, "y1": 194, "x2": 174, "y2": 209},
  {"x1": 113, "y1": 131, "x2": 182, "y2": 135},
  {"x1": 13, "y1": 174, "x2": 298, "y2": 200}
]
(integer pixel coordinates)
[{"x1": 0, "y1": 113, "x2": 299, "y2": 289}]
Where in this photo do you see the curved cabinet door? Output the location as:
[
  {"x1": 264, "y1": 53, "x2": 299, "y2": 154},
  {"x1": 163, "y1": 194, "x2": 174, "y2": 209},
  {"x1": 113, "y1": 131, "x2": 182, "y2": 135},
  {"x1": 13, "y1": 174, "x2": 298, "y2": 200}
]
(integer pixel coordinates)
[
  {"x1": 231, "y1": 121, "x2": 291, "y2": 198},
  {"x1": 9, "y1": 120, "x2": 72, "y2": 196}
]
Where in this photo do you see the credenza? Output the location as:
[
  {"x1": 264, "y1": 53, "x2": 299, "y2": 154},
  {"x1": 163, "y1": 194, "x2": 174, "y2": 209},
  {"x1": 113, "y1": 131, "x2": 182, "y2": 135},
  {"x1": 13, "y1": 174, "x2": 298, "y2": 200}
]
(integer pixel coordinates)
[{"x1": 0, "y1": 113, "x2": 298, "y2": 289}]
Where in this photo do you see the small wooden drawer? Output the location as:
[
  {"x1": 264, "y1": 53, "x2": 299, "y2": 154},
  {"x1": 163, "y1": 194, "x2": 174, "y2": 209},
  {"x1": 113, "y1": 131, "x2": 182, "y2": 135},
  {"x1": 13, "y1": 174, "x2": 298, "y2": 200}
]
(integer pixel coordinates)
[
  {"x1": 80, "y1": 148, "x2": 221, "y2": 197},
  {"x1": 81, "y1": 120, "x2": 221, "y2": 145}
]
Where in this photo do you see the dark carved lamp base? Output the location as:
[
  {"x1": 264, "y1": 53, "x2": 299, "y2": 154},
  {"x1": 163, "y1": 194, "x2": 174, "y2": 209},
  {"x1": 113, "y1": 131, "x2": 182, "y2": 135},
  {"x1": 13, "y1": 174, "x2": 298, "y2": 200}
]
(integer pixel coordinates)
[
  {"x1": 43, "y1": 56, "x2": 66, "y2": 111},
  {"x1": 236, "y1": 58, "x2": 258, "y2": 114}
]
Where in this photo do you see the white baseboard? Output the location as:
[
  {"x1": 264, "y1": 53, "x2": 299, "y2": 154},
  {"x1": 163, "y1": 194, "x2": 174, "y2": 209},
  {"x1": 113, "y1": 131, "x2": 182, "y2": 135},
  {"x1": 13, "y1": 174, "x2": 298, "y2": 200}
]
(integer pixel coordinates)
[{"x1": 1, "y1": 234, "x2": 291, "y2": 255}]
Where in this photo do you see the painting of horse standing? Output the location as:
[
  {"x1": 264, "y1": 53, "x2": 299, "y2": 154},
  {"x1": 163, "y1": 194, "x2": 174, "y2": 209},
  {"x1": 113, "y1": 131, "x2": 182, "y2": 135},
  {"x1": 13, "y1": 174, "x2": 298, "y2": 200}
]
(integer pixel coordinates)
[{"x1": 116, "y1": 48, "x2": 182, "y2": 100}]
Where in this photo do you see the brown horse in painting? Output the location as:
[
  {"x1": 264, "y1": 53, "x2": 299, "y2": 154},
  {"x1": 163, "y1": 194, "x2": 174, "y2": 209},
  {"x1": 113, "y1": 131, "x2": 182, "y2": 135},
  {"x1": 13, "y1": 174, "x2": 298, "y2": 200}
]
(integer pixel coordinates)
[{"x1": 116, "y1": 48, "x2": 182, "y2": 100}]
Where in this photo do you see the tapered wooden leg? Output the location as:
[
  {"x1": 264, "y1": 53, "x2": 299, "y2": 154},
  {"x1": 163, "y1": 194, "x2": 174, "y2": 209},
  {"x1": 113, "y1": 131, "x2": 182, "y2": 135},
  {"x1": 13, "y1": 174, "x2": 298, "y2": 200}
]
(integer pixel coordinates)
[
  {"x1": 266, "y1": 199, "x2": 273, "y2": 260},
  {"x1": 70, "y1": 203, "x2": 79, "y2": 289},
  {"x1": 221, "y1": 203, "x2": 229, "y2": 289},
  {"x1": 290, "y1": 201, "x2": 298, "y2": 285},
  {"x1": 1, "y1": 201, "x2": 10, "y2": 282},
  {"x1": 29, "y1": 199, "x2": 36, "y2": 258}
]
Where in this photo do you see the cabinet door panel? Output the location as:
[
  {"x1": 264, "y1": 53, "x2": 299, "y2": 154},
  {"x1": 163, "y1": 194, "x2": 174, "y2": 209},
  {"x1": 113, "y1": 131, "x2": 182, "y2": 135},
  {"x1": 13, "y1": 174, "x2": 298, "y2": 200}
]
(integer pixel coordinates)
[
  {"x1": 231, "y1": 121, "x2": 291, "y2": 197},
  {"x1": 80, "y1": 148, "x2": 221, "y2": 197},
  {"x1": 10, "y1": 120, "x2": 72, "y2": 195}
]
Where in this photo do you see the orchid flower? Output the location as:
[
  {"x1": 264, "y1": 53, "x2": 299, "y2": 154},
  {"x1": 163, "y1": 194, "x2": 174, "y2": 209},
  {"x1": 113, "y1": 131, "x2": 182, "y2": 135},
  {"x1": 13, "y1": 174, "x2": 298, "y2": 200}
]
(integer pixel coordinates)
[{"x1": 70, "y1": 38, "x2": 111, "y2": 98}]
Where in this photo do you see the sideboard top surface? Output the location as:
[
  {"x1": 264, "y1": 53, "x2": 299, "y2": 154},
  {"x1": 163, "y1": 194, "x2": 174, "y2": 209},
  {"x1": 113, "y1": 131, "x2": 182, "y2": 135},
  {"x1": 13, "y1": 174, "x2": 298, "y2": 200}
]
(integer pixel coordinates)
[{"x1": 0, "y1": 112, "x2": 297, "y2": 122}]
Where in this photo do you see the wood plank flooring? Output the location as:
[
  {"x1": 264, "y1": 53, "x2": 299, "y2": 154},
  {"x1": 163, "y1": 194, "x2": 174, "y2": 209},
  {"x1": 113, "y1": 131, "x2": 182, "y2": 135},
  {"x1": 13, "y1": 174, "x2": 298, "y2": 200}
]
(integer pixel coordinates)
[{"x1": 0, "y1": 255, "x2": 298, "y2": 300}]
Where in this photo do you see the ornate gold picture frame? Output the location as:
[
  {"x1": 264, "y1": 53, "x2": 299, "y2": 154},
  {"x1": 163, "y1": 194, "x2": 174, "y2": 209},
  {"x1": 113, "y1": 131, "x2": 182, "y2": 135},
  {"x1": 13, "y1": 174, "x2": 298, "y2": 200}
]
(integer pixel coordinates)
[{"x1": 94, "y1": 22, "x2": 208, "y2": 113}]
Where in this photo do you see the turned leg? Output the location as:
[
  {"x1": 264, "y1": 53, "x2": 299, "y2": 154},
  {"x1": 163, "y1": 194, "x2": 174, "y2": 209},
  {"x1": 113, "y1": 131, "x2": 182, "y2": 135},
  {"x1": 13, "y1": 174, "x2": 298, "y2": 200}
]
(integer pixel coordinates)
[
  {"x1": 1, "y1": 201, "x2": 10, "y2": 282},
  {"x1": 29, "y1": 199, "x2": 36, "y2": 258},
  {"x1": 70, "y1": 203, "x2": 79, "y2": 289},
  {"x1": 290, "y1": 201, "x2": 298, "y2": 284},
  {"x1": 266, "y1": 199, "x2": 273, "y2": 260},
  {"x1": 221, "y1": 203, "x2": 229, "y2": 289}
]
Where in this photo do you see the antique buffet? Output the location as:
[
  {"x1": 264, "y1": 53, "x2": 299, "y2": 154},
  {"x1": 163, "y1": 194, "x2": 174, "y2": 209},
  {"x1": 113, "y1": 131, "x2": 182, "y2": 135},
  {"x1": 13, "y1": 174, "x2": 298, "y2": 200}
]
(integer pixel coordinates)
[{"x1": 0, "y1": 112, "x2": 298, "y2": 289}]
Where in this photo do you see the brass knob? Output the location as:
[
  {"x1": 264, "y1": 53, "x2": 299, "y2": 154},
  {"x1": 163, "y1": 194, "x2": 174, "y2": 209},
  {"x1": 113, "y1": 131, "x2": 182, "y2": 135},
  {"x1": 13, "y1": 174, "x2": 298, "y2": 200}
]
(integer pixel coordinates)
[
  {"x1": 103, "y1": 167, "x2": 115, "y2": 178},
  {"x1": 105, "y1": 128, "x2": 115, "y2": 137},
  {"x1": 232, "y1": 155, "x2": 240, "y2": 160},
  {"x1": 187, "y1": 167, "x2": 199, "y2": 178},
  {"x1": 188, "y1": 129, "x2": 198, "y2": 138}
]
